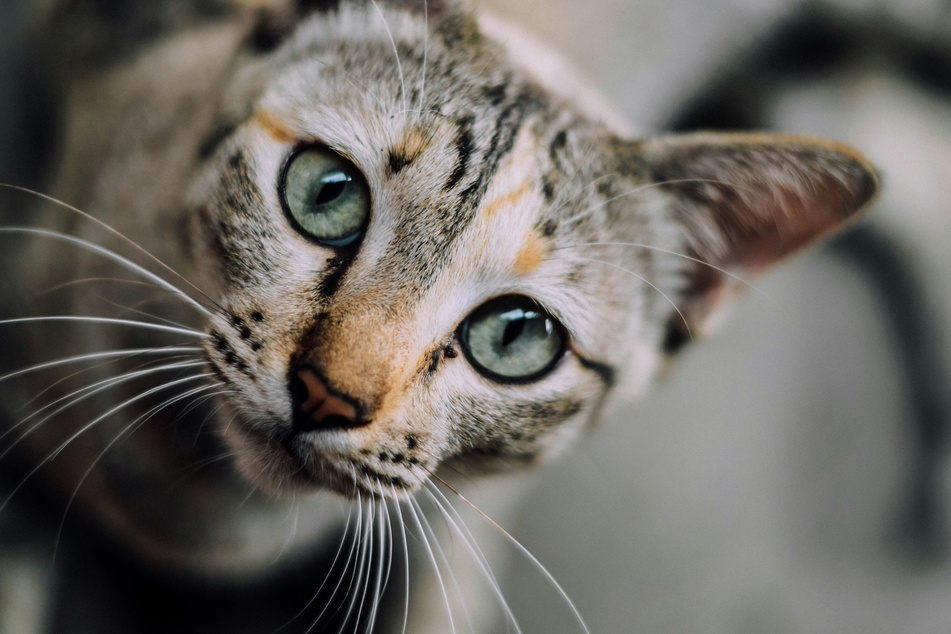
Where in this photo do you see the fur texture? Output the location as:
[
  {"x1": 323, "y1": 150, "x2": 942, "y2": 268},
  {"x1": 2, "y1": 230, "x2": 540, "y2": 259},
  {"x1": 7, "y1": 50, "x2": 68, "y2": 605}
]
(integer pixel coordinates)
[{"x1": 0, "y1": 1, "x2": 877, "y2": 630}]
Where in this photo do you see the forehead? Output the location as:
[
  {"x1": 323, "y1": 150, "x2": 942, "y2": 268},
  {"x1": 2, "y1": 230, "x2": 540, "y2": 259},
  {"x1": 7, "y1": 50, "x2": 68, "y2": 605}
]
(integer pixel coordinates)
[{"x1": 247, "y1": 13, "x2": 620, "y2": 351}]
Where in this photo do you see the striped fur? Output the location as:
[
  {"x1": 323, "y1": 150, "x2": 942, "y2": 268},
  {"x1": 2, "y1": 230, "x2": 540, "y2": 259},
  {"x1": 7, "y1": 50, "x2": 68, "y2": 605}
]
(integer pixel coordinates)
[{"x1": 4, "y1": 0, "x2": 877, "y2": 612}]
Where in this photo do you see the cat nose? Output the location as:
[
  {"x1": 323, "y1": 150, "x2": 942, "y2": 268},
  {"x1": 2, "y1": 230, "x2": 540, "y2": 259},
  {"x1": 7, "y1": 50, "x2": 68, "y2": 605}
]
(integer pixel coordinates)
[{"x1": 290, "y1": 366, "x2": 365, "y2": 431}]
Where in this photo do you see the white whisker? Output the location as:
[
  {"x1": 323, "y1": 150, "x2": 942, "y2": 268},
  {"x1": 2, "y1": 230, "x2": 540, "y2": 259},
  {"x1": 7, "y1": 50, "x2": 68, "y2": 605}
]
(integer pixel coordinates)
[
  {"x1": 555, "y1": 241, "x2": 762, "y2": 293},
  {"x1": 334, "y1": 495, "x2": 372, "y2": 633},
  {"x1": 561, "y1": 177, "x2": 753, "y2": 226},
  {"x1": 0, "y1": 186, "x2": 223, "y2": 313},
  {"x1": 0, "y1": 315, "x2": 207, "y2": 339},
  {"x1": 364, "y1": 485, "x2": 391, "y2": 631},
  {"x1": 21, "y1": 353, "x2": 201, "y2": 417},
  {"x1": 370, "y1": 0, "x2": 408, "y2": 116},
  {"x1": 307, "y1": 499, "x2": 363, "y2": 632},
  {"x1": 52, "y1": 382, "x2": 222, "y2": 561},
  {"x1": 0, "y1": 226, "x2": 213, "y2": 317},
  {"x1": 276, "y1": 506, "x2": 356, "y2": 634},
  {"x1": 425, "y1": 481, "x2": 522, "y2": 633},
  {"x1": 431, "y1": 476, "x2": 591, "y2": 634},
  {"x1": 0, "y1": 372, "x2": 213, "y2": 515},
  {"x1": 37, "y1": 276, "x2": 170, "y2": 297},
  {"x1": 563, "y1": 255, "x2": 692, "y2": 342},
  {"x1": 267, "y1": 498, "x2": 301, "y2": 566},
  {"x1": 390, "y1": 491, "x2": 412, "y2": 634},
  {"x1": 47, "y1": 373, "x2": 214, "y2": 462},
  {"x1": 0, "y1": 360, "x2": 207, "y2": 453},
  {"x1": 0, "y1": 346, "x2": 202, "y2": 384},
  {"x1": 418, "y1": 0, "x2": 429, "y2": 113},
  {"x1": 405, "y1": 494, "x2": 458, "y2": 633},
  {"x1": 99, "y1": 298, "x2": 207, "y2": 332}
]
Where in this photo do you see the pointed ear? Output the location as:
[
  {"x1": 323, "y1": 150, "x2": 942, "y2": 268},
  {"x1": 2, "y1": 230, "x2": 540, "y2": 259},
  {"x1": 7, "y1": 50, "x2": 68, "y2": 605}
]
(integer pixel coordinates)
[{"x1": 641, "y1": 132, "x2": 880, "y2": 351}]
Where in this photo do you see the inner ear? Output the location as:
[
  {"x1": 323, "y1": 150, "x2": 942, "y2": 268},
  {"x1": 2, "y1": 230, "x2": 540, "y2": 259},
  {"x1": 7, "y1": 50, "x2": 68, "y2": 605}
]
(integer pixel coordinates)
[{"x1": 640, "y1": 132, "x2": 879, "y2": 343}]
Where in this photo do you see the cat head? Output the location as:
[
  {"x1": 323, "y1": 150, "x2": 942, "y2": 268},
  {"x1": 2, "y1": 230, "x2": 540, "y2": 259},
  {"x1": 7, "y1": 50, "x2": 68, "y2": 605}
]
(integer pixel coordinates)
[{"x1": 179, "y1": 1, "x2": 878, "y2": 499}]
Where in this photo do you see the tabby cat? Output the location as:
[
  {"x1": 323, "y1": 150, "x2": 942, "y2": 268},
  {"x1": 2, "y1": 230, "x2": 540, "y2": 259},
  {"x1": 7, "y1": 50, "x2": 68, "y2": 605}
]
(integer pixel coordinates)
[{"x1": 0, "y1": 0, "x2": 878, "y2": 631}]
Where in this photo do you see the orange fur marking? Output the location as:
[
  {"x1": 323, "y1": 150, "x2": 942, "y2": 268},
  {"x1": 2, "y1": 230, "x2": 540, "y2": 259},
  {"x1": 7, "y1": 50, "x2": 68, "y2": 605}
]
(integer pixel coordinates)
[
  {"x1": 483, "y1": 181, "x2": 531, "y2": 219},
  {"x1": 514, "y1": 232, "x2": 547, "y2": 274},
  {"x1": 395, "y1": 126, "x2": 431, "y2": 164},
  {"x1": 255, "y1": 111, "x2": 297, "y2": 144}
]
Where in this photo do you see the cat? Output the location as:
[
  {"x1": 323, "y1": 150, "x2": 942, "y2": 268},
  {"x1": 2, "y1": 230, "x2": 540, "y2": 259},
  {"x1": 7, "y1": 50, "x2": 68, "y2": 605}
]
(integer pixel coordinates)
[{"x1": 0, "y1": 0, "x2": 878, "y2": 631}]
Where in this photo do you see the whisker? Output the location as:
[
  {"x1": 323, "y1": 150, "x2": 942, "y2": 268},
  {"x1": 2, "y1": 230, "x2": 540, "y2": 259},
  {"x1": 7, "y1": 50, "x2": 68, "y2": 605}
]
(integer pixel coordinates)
[
  {"x1": 562, "y1": 255, "x2": 692, "y2": 343},
  {"x1": 172, "y1": 389, "x2": 223, "y2": 432},
  {"x1": 418, "y1": 0, "x2": 429, "y2": 114},
  {"x1": 0, "y1": 225, "x2": 214, "y2": 317},
  {"x1": 364, "y1": 494, "x2": 386, "y2": 633},
  {"x1": 554, "y1": 241, "x2": 762, "y2": 293},
  {"x1": 364, "y1": 484, "x2": 391, "y2": 632},
  {"x1": 303, "y1": 479, "x2": 361, "y2": 632},
  {"x1": 424, "y1": 481, "x2": 522, "y2": 633},
  {"x1": 390, "y1": 490, "x2": 411, "y2": 634},
  {"x1": 430, "y1": 474, "x2": 591, "y2": 634},
  {"x1": 0, "y1": 373, "x2": 213, "y2": 515},
  {"x1": 347, "y1": 498, "x2": 374, "y2": 633},
  {"x1": 0, "y1": 315, "x2": 207, "y2": 339},
  {"x1": 47, "y1": 373, "x2": 213, "y2": 462},
  {"x1": 309, "y1": 500, "x2": 362, "y2": 631},
  {"x1": 561, "y1": 177, "x2": 754, "y2": 226},
  {"x1": 0, "y1": 360, "x2": 207, "y2": 453},
  {"x1": 404, "y1": 494, "x2": 458, "y2": 633},
  {"x1": 98, "y1": 298, "x2": 207, "y2": 332},
  {"x1": 0, "y1": 186, "x2": 223, "y2": 313},
  {"x1": 414, "y1": 491, "x2": 476, "y2": 633},
  {"x1": 37, "y1": 276, "x2": 170, "y2": 297},
  {"x1": 51, "y1": 382, "x2": 222, "y2": 562},
  {"x1": 370, "y1": 0, "x2": 408, "y2": 116},
  {"x1": 274, "y1": 504, "x2": 356, "y2": 634},
  {"x1": 0, "y1": 346, "x2": 202, "y2": 384},
  {"x1": 20, "y1": 352, "x2": 201, "y2": 414},
  {"x1": 333, "y1": 495, "x2": 371, "y2": 634}
]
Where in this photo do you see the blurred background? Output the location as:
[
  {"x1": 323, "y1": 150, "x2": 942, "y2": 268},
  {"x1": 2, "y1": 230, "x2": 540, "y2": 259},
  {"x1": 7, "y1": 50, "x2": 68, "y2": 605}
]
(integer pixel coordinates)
[{"x1": 2, "y1": 0, "x2": 951, "y2": 632}]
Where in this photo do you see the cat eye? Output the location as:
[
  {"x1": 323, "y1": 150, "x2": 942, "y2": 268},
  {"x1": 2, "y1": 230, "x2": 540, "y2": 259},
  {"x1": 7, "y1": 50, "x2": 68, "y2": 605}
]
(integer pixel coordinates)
[
  {"x1": 460, "y1": 295, "x2": 566, "y2": 383},
  {"x1": 280, "y1": 147, "x2": 370, "y2": 247}
]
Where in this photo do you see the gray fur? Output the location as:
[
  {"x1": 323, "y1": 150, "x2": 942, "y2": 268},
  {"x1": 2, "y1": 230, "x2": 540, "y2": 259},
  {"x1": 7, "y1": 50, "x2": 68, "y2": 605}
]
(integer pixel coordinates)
[{"x1": 0, "y1": 1, "x2": 877, "y2": 630}]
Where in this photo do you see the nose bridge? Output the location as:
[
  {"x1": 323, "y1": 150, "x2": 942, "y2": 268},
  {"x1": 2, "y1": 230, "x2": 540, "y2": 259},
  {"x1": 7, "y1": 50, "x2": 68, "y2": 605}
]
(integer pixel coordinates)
[{"x1": 299, "y1": 303, "x2": 406, "y2": 412}]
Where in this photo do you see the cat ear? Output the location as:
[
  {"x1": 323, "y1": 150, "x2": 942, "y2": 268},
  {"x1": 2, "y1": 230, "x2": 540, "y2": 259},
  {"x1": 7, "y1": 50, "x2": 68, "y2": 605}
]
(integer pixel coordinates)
[{"x1": 640, "y1": 132, "x2": 879, "y2": 351}]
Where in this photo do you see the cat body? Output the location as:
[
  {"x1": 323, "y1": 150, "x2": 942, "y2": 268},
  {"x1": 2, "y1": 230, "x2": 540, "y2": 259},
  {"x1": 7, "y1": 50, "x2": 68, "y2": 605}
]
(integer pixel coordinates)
[{"x1": 0, "y1": 1, "x2": 877, "y2": 631}]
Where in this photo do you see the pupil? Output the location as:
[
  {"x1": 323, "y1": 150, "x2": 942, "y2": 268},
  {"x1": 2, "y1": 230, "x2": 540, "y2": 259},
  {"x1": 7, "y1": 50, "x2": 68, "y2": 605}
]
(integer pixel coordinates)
[
  {"x1": 314, "y1": 175, "x2": 348, "y2": 206},
  {"x1": 501, "y1": 317, "x2": 525, "y2": 347}
]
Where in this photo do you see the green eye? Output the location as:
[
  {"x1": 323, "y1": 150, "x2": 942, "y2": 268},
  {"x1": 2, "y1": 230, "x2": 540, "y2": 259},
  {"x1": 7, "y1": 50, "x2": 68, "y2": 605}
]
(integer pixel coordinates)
[
  {"x1": 280, "y1": 147, "x2": 370, "y2": 246},
  {"x1": 460, "y1": 295, "x2": 566, "y2": 382}
]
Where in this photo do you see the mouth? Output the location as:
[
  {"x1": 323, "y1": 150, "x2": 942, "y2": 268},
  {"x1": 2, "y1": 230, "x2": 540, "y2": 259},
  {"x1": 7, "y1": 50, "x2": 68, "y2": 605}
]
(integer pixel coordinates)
[{"x1": 224, "y1": 413, "x2": 420, "y2": 499}]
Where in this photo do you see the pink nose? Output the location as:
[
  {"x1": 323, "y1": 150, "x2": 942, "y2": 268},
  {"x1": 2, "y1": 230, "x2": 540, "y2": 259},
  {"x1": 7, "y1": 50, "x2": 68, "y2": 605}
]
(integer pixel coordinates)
[{"x1": 293, "y1": 366, "x2": 361, "y2": 431}]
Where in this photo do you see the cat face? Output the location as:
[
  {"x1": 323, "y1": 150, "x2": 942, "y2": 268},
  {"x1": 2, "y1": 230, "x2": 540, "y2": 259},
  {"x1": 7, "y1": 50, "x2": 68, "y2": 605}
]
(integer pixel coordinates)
[
  {"x1": 193, "y1": 7, "x2": 638, "y2": 497},
  {"x1": 184, "y1": 3, "x2": 878, "y2": 499},
  {"x1": 3, "y1": 0, "x2": 877, "y2": 576}
]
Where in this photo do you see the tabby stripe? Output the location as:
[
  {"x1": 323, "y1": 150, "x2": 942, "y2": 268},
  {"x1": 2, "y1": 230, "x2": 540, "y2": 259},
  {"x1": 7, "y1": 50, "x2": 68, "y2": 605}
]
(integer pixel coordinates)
[
  {"x1": 459, "y1": 88, "x2": 544, "y2": 206},
  {"x1": 575, "y1": 354, "x2": 616, "y2": 388},
  {"x1": 317, "y1": 257, "x2": 349, "y2": 298},
  {"x1": 444, "y1": 117, "x2": 474, "y2": 191}
]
